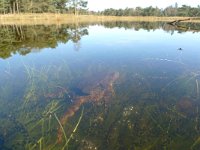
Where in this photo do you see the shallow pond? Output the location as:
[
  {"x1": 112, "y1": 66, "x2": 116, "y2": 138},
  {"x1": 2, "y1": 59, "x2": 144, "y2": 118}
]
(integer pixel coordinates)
[{"x1": 0, "y1": 22, "x2": 200, "y2": 150}]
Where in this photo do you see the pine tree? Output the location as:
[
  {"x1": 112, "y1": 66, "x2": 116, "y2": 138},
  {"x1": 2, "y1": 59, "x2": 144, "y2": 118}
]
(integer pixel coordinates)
[
  {"x1": 0, "y1": 0, "x2": 9, "y2": 14},
  {"x1": 67, "y1": 0, "x2": 88, "y2": 15}
]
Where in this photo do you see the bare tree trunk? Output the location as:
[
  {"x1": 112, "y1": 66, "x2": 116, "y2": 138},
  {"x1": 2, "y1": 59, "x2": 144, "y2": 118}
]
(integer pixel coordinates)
[
  {"x1": 29, "y1": 0, "x2": 33, "y2": 13},
  {"x1": 10, "y1": 6, "x2": 12, "y2": 14},
  {"x1": 16, "y1": 0, "x2": 20, "y2": 14},
  {"x1": 14, "y1": 25, "x2": 20, "y2": 38},
  {"x1": 13, "y1": 2, "x2": 16, "y2": 14},
  {"x1": 74, "y1": 0, "x2": 77, "y2": 15},
  {"x1": 19, "y1": 25, "x2": 24, "y2": 40},
  {"x1": 2, "y1": 0, "x2": 5, "y2": 14}
]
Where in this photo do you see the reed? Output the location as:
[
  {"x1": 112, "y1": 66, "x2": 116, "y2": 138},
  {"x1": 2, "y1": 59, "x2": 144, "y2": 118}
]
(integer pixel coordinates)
[{"x1": 0, "y1": 13, "x2": 200, "y2": 25}]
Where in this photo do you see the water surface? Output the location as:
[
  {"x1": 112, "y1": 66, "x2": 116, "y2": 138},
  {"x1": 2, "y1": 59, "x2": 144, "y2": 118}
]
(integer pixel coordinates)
[{"x1": 0, "y1": 22, "x2": 200, "y2": 150}]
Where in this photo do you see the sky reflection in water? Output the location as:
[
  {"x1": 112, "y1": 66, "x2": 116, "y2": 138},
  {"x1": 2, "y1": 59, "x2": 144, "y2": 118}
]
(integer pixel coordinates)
[{"x1": 0, "y1": 22, "x2": 200, "y2": 150}]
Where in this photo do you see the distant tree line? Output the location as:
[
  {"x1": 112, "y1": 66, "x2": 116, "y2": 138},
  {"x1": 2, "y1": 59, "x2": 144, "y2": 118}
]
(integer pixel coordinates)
[
  {"x1": 0, "y1": 1, "x2": 199, "y2": 17},
  {"x1": 0, "y1": 0, "x2": 87, "y2": 14},
  {"x1": 98, "y1": 4, "x2": 200, "y2": 17}
]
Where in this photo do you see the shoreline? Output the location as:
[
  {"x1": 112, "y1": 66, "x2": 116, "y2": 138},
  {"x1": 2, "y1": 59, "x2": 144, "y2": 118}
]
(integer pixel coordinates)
[{"x1": 0, "y1": 13, "x2": 200, "y2": 25}]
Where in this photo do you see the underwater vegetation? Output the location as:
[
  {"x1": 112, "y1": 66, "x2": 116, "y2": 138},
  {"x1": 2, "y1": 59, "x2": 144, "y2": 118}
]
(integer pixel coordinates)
[
  {"x1": 0, "y1": 23, "x2": 200, "y2": 150},
  {"x1": 0, "y1": 60, "x2": 121, "y2": 149},
  {"x1": 1, "y1": 57, "x2": 200, "y2": 150},
  {"x1": 58, "y1": 72, "x2": 120, "y2": 143}
]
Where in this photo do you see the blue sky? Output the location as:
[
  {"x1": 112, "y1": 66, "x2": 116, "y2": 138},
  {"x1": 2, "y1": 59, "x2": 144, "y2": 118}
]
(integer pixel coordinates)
[{"x1": 87, "y1": 0, "x2": 200, "y2": 11}]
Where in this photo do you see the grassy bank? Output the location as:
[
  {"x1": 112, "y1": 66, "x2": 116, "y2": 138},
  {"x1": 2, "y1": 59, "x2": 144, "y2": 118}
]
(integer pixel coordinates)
[{"x1": 0, "y1": 13, "x2": 200, "y2": 25}]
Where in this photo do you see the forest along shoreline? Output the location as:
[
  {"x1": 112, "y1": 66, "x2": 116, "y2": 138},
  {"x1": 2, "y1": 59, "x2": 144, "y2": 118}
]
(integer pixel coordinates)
[{"x1": 0, "y1": 14, "x2": 200, "y2": 25}]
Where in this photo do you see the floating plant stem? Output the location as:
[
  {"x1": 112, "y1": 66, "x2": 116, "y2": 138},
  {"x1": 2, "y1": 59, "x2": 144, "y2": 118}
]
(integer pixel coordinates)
[
  {"x1": 29, "y1": 143, "x2": 37, "y2": 150},
  {"x1": 29, "y1": 118, "x2": 44, "y2": 132},
  {"x1": 55, "y1": 107, "x2": 84, "y2": 150},
  {"x1": 147, "y1": 111, "x2": 164, "y2": 132},
  {"x1": 195, "y1": 79, "x2": 200, "y2": 134},
  {"x1": 42, "y1": 118, "x2": 44, "y2": 137},
  {"x1": 48, "y1": 114, "x2": 52, "y2": 132},
  {"x1": 196, "y1": 79, "x2": 199, "y2": 99},
  {"x1": 44, "y1": 101, "x2": 61, "y2": 117},
  {"x1": 4, "y1": 61, "x2": 12, "y2": 76},
  {"x1": 191, "y1": 137, "x2": 200, "y2": 150},
  {"x1": 162, "y1": 77, "x2": 182, "y2": 92},
  {"x1": 54, "y1": 113, "x2": 68, "y2": 144},
  {"x1": 22, "y1": 62, "x2": 32, "y2": 80},
  {"x1": 166, "y1": 118, "x2": 172, "y2": 134},
  {"x1": 38, "y1": 137, "x2": 44, "y2": 150},
  {"x1": 195, "y1": 106, "x2": 199, "y2": 134},
  {"x1": 166, "y1": 107, "x2": 185, "y2": 118},
  {"x1": 28, "y1": 137, "x2": 44, "y2": 150},
  {"x1": 63, "y1": 106, "x2": 84, "y2": 149}
]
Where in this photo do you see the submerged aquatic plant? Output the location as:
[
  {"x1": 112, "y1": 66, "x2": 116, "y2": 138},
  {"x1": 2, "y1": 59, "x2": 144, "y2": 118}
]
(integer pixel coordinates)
[
  {"x1": 23, "y1": 63, "x2": 49, "y2": 105},
  {"x1": 8, "y1": 61, "x2": 74, "y2": 149},
  {"x1": 55, "y1": 107, "x2": 84, "y2": 150}
]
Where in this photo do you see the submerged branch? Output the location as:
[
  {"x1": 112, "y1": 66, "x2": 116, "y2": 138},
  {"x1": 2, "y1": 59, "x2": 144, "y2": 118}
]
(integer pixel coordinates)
[
  {"x1": 168, "y1": 18, "x2": 191, "y2": 25},
  {"x1": 167, "y1": 18, "x2": 200, "y2": 33}
]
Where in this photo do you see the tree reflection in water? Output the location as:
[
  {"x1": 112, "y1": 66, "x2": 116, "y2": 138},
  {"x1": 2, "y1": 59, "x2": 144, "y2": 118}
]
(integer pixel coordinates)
[
  {"x1": 1, "y1": 21, "x2": 200, "y2": 59},
  {"x1": 0, "y1": 24, "x2": 89, "y2": 59}
]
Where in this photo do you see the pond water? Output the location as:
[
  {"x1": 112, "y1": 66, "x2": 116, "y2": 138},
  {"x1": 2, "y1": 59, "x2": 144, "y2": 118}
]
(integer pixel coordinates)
[{"x1": 0, "y1": 22, "x2": 200, "y2": 150}]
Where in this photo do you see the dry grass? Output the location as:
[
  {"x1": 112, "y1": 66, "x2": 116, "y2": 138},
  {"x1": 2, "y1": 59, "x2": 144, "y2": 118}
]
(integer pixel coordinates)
[{"x1": 0, "y1": 13, "x2": 200, "y2": 25}]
